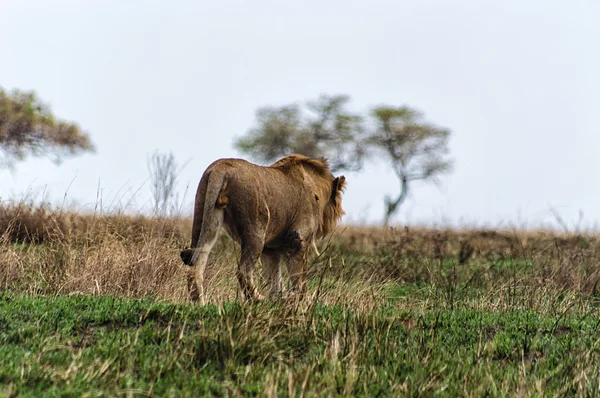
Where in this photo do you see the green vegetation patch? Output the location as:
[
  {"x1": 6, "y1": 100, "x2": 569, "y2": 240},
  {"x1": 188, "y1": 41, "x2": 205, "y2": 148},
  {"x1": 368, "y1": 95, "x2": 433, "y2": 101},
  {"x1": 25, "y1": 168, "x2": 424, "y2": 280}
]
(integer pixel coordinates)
[{"x1": 1, "y1": 292, "x2": 600, "y2": 397}]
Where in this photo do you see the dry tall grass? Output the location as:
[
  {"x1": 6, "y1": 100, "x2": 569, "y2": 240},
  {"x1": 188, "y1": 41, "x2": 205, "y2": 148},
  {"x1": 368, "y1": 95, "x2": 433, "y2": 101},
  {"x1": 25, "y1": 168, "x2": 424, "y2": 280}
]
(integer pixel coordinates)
[
  {"x1": 2, "y1": 202, "x2": 600, "y2": 309},
  {"x1": 1, "y1": 202, "x2": 190, "y2": 301}
]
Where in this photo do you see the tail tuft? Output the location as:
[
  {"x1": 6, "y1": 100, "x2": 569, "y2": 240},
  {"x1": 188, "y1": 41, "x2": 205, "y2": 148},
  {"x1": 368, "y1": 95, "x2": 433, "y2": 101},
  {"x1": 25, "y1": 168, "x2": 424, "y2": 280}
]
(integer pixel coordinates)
[{"x1": 180, "y1": 249, "x2": 195, "y2": 266}]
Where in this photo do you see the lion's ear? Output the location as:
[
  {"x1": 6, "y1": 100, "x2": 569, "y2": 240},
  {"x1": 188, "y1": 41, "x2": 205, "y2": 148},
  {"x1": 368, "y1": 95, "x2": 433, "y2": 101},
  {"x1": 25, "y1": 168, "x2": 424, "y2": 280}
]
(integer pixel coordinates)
[
  {"x1": 337, "y1": 176, "x2": 346, "y2": 191},
  {"x1": 331, "y1": 176, "x2": 346, "y2": 202},
  {"x1": 333, "y1": 176, "x2": 346, "y2": 193}
]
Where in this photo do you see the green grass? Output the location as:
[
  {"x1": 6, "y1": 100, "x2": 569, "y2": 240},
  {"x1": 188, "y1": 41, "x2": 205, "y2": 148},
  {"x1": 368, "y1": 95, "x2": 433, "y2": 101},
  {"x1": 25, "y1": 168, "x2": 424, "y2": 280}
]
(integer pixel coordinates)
[{"x1": 2, "y1": 290, "x2": 600, "y2": 397}]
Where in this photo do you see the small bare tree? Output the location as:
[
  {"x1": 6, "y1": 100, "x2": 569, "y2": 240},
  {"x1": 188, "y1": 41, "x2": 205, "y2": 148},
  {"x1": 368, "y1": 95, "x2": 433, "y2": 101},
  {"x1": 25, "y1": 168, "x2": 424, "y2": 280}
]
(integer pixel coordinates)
[{"x1": 147, "y1": 150, "x2": 181, "y2": 218}]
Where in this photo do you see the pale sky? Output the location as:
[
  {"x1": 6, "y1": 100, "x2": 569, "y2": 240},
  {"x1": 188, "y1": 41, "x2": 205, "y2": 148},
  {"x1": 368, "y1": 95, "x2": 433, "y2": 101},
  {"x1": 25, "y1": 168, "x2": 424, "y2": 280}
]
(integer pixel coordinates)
[{"x1": 1, "y1": 0, "x2": 598, "y2": 230}]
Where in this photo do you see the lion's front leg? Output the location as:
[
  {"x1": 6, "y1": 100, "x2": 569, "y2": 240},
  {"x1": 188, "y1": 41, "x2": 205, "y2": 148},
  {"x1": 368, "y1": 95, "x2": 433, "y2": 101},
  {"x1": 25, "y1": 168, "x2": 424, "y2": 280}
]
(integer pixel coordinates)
[
  {"x1": 237, "y1": 239, "x2": 265, "y2": 302},
  {"x1": 261, "y1": 252, "x2": 283, "y2": 299},
  {"x1": 285, "y1": 249, "x2": 309, "y2": 301}
]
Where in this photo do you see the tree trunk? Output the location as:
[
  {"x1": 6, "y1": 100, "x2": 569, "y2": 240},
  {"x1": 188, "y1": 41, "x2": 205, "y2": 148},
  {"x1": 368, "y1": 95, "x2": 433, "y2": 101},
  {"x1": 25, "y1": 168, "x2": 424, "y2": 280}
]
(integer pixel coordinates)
[{"x1": 383, "y1": 175, "x2": 408, "y2": 227}]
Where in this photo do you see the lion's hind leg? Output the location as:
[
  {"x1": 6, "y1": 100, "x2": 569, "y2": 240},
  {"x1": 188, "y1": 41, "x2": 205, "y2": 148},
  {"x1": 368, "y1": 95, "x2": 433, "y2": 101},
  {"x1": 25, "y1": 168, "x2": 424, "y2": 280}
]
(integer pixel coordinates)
[{"x1": 188, "y1": 208, "x2": 225, "y2": 305}]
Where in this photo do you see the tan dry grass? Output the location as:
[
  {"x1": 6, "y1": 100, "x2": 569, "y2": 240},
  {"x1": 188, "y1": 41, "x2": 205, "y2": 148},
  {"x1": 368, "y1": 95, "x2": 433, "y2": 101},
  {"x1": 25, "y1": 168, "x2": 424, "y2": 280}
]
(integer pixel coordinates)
[{"x1": 2, "y1": 202, "x2": 600, "y2": 308}]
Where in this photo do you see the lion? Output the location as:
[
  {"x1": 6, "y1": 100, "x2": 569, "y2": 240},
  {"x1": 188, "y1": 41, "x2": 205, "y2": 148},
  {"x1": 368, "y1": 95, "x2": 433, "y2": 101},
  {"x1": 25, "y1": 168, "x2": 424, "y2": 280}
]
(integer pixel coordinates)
[{"x1": 179, "y1": 154, "x2": 346, "y2": 304}]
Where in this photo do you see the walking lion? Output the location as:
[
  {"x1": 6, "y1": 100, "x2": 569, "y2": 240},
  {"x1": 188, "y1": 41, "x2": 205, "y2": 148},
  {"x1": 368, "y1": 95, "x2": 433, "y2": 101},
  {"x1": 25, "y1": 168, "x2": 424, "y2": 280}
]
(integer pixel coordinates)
[{"x1": 180, "y1": 154, "x2": 346, "y2": 304}]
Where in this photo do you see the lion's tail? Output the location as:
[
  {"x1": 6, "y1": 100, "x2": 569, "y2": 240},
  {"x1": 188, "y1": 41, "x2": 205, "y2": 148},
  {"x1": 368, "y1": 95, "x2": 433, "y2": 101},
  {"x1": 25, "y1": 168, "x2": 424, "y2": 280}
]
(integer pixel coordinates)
[{"x1": 180, "y1": 168, "x2": 228, "y2": 267}]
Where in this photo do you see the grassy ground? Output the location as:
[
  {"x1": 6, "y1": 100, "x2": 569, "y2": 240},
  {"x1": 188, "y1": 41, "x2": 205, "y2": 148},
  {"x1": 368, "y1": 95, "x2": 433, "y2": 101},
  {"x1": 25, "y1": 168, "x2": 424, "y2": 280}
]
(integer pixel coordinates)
[
  {"x1": 1, "y1": 290, "x2": 600, "y2": 397},
  {"x1": 2, "y1": 203, "x2": 600, "y2": 396}
]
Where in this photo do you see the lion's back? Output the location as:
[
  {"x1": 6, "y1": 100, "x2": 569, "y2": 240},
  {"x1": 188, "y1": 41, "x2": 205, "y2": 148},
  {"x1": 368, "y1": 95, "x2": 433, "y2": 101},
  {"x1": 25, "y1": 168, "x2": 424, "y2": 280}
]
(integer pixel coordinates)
[{"x1": 208, "y1": 158, "x2": 314, "y2": 235}]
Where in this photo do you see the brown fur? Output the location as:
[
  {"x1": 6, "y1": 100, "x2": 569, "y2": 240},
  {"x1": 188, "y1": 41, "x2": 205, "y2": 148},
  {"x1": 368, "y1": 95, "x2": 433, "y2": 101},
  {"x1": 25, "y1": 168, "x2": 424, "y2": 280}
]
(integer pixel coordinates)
[{"x1": 180, "y1": 154, "x2": 346, "y2": 303}]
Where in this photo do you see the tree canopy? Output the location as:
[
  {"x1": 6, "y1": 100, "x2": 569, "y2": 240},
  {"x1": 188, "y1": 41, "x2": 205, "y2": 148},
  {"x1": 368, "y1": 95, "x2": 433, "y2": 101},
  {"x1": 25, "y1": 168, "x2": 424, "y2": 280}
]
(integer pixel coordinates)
[
  {"x1": 0, "y1": 86, "x2": 94, "y2": 168},
  {"x1": 234, "y1": 94, "x2": 366, "y2": 172}
]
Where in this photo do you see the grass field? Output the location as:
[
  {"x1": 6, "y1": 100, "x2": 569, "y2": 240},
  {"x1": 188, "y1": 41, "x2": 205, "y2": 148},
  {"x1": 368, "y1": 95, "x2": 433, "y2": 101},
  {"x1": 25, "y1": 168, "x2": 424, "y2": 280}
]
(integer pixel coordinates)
[{"x1": 2, "y1": 203, "x2": 600, "y2": 396}]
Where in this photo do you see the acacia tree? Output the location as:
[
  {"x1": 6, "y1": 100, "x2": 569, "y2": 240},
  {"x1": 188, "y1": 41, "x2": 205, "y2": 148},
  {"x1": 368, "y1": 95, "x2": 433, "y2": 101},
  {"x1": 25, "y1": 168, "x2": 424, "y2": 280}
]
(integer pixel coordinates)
[
  {"x1": 368, "y1": 106, "x2": 452, "y2": 226},
  {"x1": 0, "y1": 86, "x2": 94, "y2": 169},
  {"x1": 234, "y1": 94, "x2": 366, "y2": 172}
]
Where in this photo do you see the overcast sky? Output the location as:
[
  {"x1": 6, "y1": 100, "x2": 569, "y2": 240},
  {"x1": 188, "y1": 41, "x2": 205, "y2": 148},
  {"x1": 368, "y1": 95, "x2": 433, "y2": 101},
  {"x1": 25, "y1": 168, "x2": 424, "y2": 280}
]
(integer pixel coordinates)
[{"x1": 1, "y1": 0, "x2": 598, "y2": 231}]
